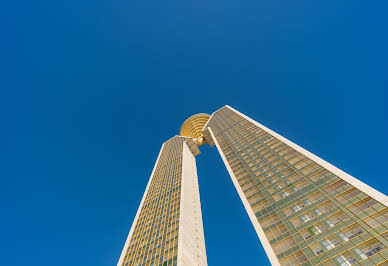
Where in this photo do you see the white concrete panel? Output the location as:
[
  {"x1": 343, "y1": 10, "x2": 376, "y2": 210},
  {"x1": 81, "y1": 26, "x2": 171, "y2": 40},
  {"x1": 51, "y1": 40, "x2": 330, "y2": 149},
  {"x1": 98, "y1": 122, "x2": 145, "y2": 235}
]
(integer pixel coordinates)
[{"x1": 177, "y1": 142, "x2": 208, "y2": 266}]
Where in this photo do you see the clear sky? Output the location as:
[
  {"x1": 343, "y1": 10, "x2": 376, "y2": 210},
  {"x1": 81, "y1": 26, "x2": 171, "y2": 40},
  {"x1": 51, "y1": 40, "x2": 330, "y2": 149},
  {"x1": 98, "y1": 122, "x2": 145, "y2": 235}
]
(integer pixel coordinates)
[{"x1": 1, "y1": 0, "x2": 387, "y2": 265}]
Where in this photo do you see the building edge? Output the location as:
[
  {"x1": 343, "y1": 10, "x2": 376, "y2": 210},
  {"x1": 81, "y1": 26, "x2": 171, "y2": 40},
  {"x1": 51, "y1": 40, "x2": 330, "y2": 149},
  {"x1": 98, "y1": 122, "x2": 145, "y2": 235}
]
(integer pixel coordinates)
[
  {"x1": 207, "y1": 127, "x2": 281, "y2": 266},
  {"x1": 224, "y1": 105, "x2": 388, "y2": 206},
  {"x1": 117, "y1": 143, "x2": 165, "y2": 266},
  {"x1": 177, "y1": 141, "x2": 208, "y2": 265}
]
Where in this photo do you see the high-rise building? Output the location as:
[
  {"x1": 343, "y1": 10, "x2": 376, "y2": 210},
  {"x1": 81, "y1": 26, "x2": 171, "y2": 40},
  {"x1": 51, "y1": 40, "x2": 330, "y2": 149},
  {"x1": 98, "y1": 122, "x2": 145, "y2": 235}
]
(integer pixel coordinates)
[
  {"x1": 118, "y1": 106, "x2": 388, "y2": 266},
  {"x1": 117, "y1": 135, "x2": 207, "y2": 266}
]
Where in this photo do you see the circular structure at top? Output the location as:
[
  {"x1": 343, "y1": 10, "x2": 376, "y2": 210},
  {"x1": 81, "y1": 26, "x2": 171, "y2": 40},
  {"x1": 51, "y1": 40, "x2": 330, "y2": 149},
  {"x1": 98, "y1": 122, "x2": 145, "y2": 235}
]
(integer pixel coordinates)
[{"x1": 180, "y1": 113, "x2": 210, "y2": 145}]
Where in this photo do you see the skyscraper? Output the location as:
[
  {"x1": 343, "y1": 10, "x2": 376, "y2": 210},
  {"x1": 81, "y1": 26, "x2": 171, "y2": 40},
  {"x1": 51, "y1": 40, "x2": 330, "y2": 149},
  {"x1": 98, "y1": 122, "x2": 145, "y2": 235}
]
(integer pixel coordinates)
[
  {"x1": 118, "y1": 106, "x2": 388, "y2": 266},
  {"x1": 117, "y1": 116, "x2": 209, "y2": 266}
]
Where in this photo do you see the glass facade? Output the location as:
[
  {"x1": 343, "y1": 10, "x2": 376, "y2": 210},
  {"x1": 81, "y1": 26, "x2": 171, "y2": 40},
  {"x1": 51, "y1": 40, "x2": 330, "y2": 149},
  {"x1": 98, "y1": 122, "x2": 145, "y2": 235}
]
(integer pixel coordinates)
[
  {"x1": 121, "y1": 137, "x2": 186, "y2": 266},
  {"x1": 205, "y1": 106, "x2": 388, "y2": 265},
  {"x1": 119, "y1": 105, "x2": 388, "y2": 266}
]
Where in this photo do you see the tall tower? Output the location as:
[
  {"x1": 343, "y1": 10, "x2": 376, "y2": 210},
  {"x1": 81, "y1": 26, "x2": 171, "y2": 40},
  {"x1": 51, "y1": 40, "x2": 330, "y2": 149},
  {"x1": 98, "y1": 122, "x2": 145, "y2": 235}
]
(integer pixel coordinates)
[
  {"x1": 118, "y1": 106, "x2": 388, "y2": 266},
  {"x1": 203, "y1": 106, "x2": 388, "y2": 265},
  {"x1": 117, "y1": 115, "x2": 209, "y2": 266}
]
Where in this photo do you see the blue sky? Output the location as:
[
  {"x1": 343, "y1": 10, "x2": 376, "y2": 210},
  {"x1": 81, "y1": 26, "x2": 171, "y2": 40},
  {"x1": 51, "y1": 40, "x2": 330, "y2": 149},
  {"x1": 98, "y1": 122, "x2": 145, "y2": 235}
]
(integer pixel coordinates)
[{"x1": 1, "y1": 0, "x2": 387, "y2": 265}]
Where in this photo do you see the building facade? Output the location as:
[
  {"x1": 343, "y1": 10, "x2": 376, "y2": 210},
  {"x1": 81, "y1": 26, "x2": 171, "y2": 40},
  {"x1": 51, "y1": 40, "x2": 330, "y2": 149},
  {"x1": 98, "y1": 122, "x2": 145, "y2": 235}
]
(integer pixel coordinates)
[
  {"x1": 117, "y1": 136, "x2": 207, "y2": 266},
  {"x1": 118, "y1": 106, "x2": 388, "y2": 266}
]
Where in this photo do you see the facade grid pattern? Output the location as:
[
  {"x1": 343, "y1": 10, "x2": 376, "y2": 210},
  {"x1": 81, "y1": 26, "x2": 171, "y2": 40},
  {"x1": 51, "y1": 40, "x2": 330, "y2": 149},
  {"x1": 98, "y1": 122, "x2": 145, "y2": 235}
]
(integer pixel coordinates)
[
  {"x1": 205, "y1": 106, "x2": 388, "y2": 266},
  {"x1": 122, "y1": 137, "x2": 187, "y2": 266},
  {"x1": 118, "y1": 106, "x2": 388, "y2": 266}
]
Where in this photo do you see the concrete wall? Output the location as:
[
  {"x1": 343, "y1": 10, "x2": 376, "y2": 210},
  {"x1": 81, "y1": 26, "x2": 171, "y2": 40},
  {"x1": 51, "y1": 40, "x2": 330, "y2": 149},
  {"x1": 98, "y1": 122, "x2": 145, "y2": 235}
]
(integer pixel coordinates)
[{"x1": 177, "y1": 141, "x2": 208, "y2": 266}]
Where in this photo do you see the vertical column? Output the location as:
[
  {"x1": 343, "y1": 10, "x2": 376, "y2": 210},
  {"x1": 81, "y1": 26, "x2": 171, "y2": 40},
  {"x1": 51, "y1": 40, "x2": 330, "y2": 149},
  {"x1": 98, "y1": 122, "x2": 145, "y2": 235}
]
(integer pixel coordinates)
[{"x1": 177, "y1": 141, "x2": 207, "y2": 266}]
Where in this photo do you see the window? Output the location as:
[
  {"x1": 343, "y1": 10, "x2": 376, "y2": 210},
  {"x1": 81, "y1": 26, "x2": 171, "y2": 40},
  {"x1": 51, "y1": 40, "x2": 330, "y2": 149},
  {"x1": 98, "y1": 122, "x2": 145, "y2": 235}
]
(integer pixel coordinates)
[
  {"x1": 284, "y1": 208, "x2": 293, "y2": 216},
  {"x1": 363, "y1": 209, "x2": 388, "y2": 228},
  {"x1": 266, "y1": 224, "x2": 288, "y2": 241},
  {"x1": 273, "y1": 237, "x2": 297, "y2": 255},
  {"x1": 301, "y1": 215, "x2": 310, "y2": 223},
  {"x1": 336, "y1": 252, "x2": 358, "y2": 265},
  {"x1": 302, "y1": 232, "x2": 312, "y2": 240},
  {"x1": 322, "y1": 239, "x2": 335, "y2": 250},
  {"x1": 353, "y1": 248, "x2": 367, "y2": 260},
  {"x1": 307, "y1": 226, "x2": 320, "y2": 236},
  {"x1": 331, "y1": 237, "x2": 340, "y2": 246},
  {"x1": 279, "y1": 251, "x2": 307, "y2": 265},
  {"x1": 291, "y1": 218, "x2": 302, "y2": 227},
  {"x1": 293, "y1": 205, "x2": 301, "y2": 212},
  {"x1": 336, "y1": 255, "x2": 351, "y2": 266},
  {"x1": 325, "y1": 220, "x2": 334, "y2": 227},
  {"x1": 261, "y1": 214, "x2": 280, "y2": 228},
  {"x1": 361, "y1": 240, "x2": 385, "y2": 257},
  {"x1": 348, "y1": 197, "x2": 378, "y2": 214},
  {"x1": 315, "y1": 222, "x2": 327, "y2": 232},
  {"x1": 344, "y1": 224, "x2": 365, "y2": 239},
  {"x1": 311, "y1": 243, "x2": 324, "y2": 255},
  {"x1": 338, "y1": 233, "x2": 349, "y2": 242}
]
